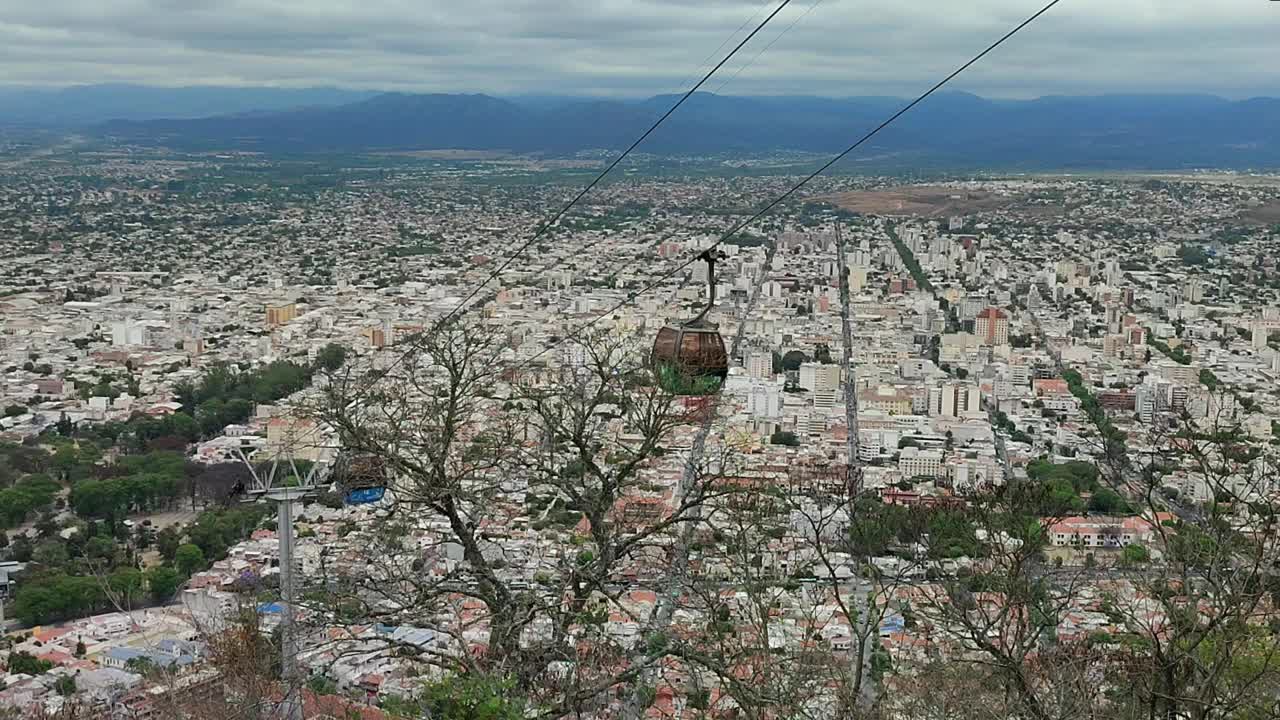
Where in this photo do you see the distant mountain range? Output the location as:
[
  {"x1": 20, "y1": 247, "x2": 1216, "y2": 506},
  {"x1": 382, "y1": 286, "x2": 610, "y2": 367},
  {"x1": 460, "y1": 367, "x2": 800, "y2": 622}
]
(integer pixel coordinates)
[
  {"x1": 0, "y1": 84, "x2": 377, "y2": 125},
  {"x1": 6, "y1": 85, "x2": 1279, "y2": 169}
]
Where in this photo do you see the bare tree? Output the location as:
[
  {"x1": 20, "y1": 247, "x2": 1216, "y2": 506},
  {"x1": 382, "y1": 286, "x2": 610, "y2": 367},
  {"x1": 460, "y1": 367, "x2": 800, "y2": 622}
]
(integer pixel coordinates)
[
  {"x1": 305, "y1": 325, "x2": 733, "y2": 714},
  {"x1": 902, "y1": 478, "x2": 1114, "y2": 720},
  {"x1": 786, "y1": 461, "x2": 929, "y2": 717},
  {"x1": 1099, "y1": 408, "x2": 1280, "y2": 720},
  {"x1": 897, "y1": 393, "x2": 1280, "y2": 720},
  {"x1": 666, "y1": 470, "x2": 841, "y2": 720}
]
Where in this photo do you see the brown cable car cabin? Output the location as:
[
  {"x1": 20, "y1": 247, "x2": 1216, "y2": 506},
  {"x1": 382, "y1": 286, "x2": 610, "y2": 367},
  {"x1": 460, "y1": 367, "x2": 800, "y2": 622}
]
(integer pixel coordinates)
[{"x1": 652, "y1": 251, "x2": 729, "y2": 395}]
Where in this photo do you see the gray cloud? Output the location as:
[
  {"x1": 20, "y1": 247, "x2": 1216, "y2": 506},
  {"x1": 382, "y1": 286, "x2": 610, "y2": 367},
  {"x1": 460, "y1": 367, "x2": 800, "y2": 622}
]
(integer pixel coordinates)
[{"x1": 0, "y1": 0, "x2": 1276, "y2": 98}]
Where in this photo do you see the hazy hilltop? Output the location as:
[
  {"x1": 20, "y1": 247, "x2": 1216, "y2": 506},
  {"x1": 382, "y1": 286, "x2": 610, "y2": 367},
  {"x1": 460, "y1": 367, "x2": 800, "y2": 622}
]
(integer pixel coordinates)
[{"x1": 4, "y1": 85, "x2": 1277, "y2": 170}]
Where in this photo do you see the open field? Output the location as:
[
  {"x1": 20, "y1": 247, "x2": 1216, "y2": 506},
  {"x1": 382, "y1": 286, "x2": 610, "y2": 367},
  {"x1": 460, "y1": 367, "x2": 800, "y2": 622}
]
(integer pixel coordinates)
[
  {"x1": 1242, "y1": 202, "x2": 1280, "y2": 225},
  {"x1": 373, "y1": 148, "x2": 514, "y2": 160},
  {"x1": 815, "y1": 185, "x2": 1059, "y2": 218},
  {"x1": 1087, "y1": 171, "x2": 1280, "y2": 187}
]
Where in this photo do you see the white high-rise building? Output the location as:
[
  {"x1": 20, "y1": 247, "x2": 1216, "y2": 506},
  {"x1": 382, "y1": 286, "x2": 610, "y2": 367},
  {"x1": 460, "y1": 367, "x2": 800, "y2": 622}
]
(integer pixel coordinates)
[
  {"x1": 110, "y1": 319, "x2": 146, "y2": 347},
  {"x1": 1026, "y1": 285, "x2": 1044, "y2": 310},
  {"x1": 848, "y1": 267, "x2": 868, "y2": 293},
  {"x1": 1183, "y1": 278, "x2": 1204, "y2": 304},
  {"x1": 930, "y1": 381, "x2": 982, "y2": 418},
  {"x1": 1136, "y1": 375, "x2": 1173, "y2": 423},
  {"x1": 799, "y1": 363, "x2": 841, "y2": 409},
  {"x1": 747, "y1": 381, "x2": 783, "y2": 419},
  {"x1": 1008, "y1": 364, "x2": 1032, "y2": 387}
]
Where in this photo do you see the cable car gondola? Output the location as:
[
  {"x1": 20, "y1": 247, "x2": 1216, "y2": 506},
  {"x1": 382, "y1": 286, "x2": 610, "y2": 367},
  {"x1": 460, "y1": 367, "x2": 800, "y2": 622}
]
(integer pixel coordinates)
[
  {"x1": 652, "y1": 250, "x2": 729, "y2": 396},
  {"x1": 334, "y1": 452, "x2": 388, "y2": 506}
]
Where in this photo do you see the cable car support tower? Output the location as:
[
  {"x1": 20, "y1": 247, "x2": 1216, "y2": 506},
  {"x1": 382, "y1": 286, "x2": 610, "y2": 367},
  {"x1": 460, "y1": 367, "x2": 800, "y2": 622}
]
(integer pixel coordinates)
[{"x1": 232, "y1": 446, "x2": 334, "y2": 720}]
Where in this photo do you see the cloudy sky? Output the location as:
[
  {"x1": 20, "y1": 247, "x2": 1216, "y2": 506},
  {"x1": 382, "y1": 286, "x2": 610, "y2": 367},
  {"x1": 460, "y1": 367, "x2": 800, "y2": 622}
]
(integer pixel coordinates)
[{"x1": 0, "y1": 0, "x2": 1277, "y2": 98}]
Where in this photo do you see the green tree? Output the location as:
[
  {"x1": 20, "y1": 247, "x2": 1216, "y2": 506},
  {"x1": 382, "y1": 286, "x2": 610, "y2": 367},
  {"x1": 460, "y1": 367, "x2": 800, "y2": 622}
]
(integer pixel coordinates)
[
  {"x1": 13, "y1": 574, "x2": 107, "y2": 624},
  {"x1": 386, "y1": 674, "x2": 525, "y2": 720},
  {"x1": 55, "y1": 413, "x2": 75, "y2": 437},
  {"x1": 780, "y1": 350, "x2": 809, "y2": 372},
  {"x1": 1177, "y1": 244, "x2": 1210, "y2": 266},
  {"x1": 1121, "y1": 543, "x2": 1150, "y2": 565},
  {"x1": 314, "y1": 343, "x2": 349, "y2": 372},
  {"x1": 69, "y1": 478, "x2": 127, "y2": 519},
  {"x1": 49, "y1": 444, "x2": 87, "y2": 481},
  {"x1": 770, "y1": 430, "x2": 800, "y2": 447},
  {"x1": 1087, "y1": 488, "x2": 1132, "y2": 515},
  {"x1": 134, "y1": 523, "x2": 154, "y2": 550},
  {"x1": 307, "y1": 675, "x2": 338, "y2": 695},
  {"x1": 0, "y1": 476, "x2": 59, "y2": 529},
  {"x1": 69, "y1": 467, "x2": 184, "y2": 520},
  {"x1": 84, "y1": 535, "x2": 117, "y2": 562},
  {"x1": 926, "y1": 510, "x2": 980, "y2": 559},
  {"x1": 125, "y1": 656, "x2": 161, "y2": 677},
  {"x1": 55, "y1": 674, "x2": 76, "y2": 696},
  {"x1": 146, "y1": 566, "x2": 181, "y2": 602},
  {"x1": 175, "y1": 543, "x2": 206, "y2": 576},
  {"x1": 196, "y1": 399, "x2": 228, "y2": 436},
  {"x1": 108, "y1": 568, "x2": 145, "y2": 603},
  {"x1": 12, "y1": 582, "x2": 62, "y2": 625},
  {"x1": 1199, "y1": 368, "x2": 1221, "y2": 390},
  {"x1": 8, "y1": 536, "x2": 34, "y2": 562},
  {"x1": 6, "y1": 651, "x2": 53, "y2": 675},
  {"x1": 156, "y1": 526, "x2": 181, "y2": 561},
  {"x1": 32, "y1": 539, "x2": 70, "y2": 569},
  {"x1": 185, "y1": 506, "x2": 272, "y2": 561},
  {"x1": 167, "y1": 412, "x2": 199, "y2": 441}
]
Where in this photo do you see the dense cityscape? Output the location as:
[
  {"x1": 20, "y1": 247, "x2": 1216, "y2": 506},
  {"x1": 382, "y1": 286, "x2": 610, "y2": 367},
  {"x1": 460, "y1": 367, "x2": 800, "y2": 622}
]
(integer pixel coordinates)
[{"x1": 1, "y1": 136, "x2": 1279, "y2": 719}]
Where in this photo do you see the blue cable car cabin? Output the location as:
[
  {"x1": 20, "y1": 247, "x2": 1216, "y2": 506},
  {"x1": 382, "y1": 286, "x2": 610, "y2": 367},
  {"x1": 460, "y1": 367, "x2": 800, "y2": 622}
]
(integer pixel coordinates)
[
  {"x1": 346, "y1": 486, "x2": 386, "y2": 505},
  {"x1": 335, "y1": 453, "x2": 389, "y2": 506}
]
